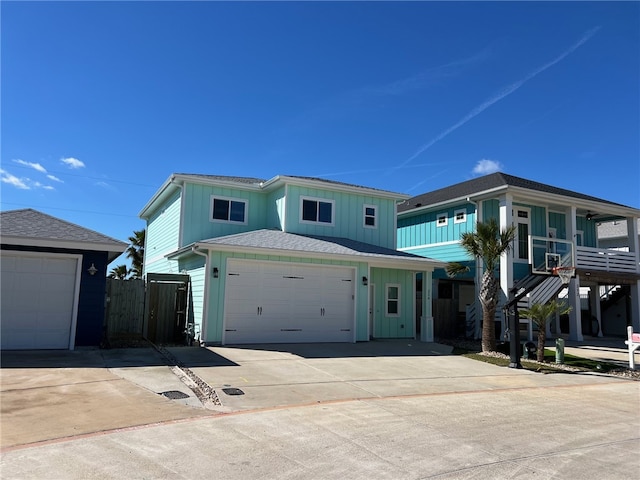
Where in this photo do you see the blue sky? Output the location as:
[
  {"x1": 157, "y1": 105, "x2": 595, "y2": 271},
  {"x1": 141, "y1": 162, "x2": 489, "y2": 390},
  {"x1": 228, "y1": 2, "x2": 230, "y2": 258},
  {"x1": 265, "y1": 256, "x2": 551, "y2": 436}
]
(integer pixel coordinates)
[{"x1": 2, "y1": 1, "x2": 639, "y2": 268}]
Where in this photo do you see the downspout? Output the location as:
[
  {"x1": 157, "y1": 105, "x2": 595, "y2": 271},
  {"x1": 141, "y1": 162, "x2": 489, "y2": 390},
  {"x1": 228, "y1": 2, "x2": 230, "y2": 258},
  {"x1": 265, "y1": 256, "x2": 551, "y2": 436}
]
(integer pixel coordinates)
[{"x1": 191, "y1": 245, "x2": 209, "y2": 345}]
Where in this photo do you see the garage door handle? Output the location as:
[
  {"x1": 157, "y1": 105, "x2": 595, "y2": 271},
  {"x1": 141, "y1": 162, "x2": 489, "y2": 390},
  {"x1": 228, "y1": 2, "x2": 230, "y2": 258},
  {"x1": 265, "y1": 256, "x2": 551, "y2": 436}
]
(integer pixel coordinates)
[{"x1": 257, "y1": 306, "x2": 263, "y2": 315}]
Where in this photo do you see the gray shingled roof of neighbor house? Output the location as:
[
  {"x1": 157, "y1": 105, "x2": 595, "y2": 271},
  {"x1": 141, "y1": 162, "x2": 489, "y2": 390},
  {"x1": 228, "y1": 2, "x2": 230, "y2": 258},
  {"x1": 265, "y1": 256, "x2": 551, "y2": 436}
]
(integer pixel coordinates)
[
  {"x1": 189, "y1": 229, "x2": 442, "y2": 268},
  {"x1": 597, "y1": 219, "x2": 640, "y2": 239},
  {"x1": 1, "y1": 208, "x2": 127, "y2": 252},
  {"x1": 397, "y1": 172, "x2": 634, "y2": 212}
]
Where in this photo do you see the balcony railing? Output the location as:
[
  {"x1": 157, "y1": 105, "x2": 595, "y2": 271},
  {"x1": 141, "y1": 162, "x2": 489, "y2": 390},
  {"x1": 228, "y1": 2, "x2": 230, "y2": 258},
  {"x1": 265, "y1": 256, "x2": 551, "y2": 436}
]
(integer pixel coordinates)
[{"x1": 576, "y1": 246, "x2": 639, "y2": 274}]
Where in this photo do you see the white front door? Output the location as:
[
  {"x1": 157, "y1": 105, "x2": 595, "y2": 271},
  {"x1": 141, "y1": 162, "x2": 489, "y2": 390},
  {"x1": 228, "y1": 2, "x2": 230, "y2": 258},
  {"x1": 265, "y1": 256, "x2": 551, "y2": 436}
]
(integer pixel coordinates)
[
  {"x1": 223, "y1": 260, "x2": 355, "y2": 344},
  {"x1": 1, "y1": 252, "x2": 80, "y2": 350}
]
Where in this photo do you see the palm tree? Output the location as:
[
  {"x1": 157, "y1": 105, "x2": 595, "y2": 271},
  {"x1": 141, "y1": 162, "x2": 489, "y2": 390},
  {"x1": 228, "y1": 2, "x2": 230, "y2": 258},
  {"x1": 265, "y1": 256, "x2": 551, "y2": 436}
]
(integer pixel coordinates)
[
  {"x1": 126, "y1": 229, "x2": 145, "y2": 278},
  {"x1": 108, "y1": 264, "x2": 129, "y2": 280},
  {"x1": 446, "y1": 218, "x2": 517, "y2": 352},
  {"x1": 519, "y1": 300, "x2": 572, "y2": 362}
]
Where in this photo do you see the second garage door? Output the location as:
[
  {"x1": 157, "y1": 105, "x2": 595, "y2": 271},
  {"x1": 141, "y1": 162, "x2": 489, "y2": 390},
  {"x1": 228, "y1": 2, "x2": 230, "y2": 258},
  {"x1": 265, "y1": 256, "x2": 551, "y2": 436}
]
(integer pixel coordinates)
[{"x1": 224, "y1": 260, "x2": 355, "y2": 344}]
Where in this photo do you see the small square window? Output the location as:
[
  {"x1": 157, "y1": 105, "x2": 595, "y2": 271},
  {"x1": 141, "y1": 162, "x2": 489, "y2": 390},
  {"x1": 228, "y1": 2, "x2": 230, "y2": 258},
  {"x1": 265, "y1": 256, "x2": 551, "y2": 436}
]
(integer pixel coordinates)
[
  {"x1": 454, "y1": 209, "x2": 466, "y2": 224},
  {"x1": 437, "y1": 213, "x2": 448, "y2": 227},
  {"x1": 364, "y1": 205, "x2": 377, "y2": 228}
]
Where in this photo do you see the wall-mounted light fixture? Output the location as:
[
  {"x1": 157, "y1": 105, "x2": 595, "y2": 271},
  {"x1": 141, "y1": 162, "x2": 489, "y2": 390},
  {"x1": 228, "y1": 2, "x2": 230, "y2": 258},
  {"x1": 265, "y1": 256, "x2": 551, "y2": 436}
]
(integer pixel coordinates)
[
  {"x1": 586, "y1": 211, "x2": 594, "y2": 221},
  {"x1": 87, "y1": 263, "x2": 98, "y2": 276},
  {"x1": 213, "y1": 267, "x2": 219, "y2": 278},
  {"x1": 362, "y1": 276, "x2": 368, "y2": 286}
]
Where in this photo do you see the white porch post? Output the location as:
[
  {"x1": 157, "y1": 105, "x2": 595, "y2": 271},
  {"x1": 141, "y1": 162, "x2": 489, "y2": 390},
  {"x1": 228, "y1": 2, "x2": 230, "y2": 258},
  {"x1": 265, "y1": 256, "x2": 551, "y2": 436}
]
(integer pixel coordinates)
[
  {"x1": 499, "y1": 194, "x2": 514, "y2": 341},
  {"x1": 627, "y1": 216, "x2": 640, "y2": 332},
  {"x1": 568, "y1": 274, "x2": 583, "y2": 341},
  {"x1": 593, "y1": 284, "x2": 603, "y2": 337},
  {"x1": 421, "y1": 270, "x2": 434, "y2": 342}
]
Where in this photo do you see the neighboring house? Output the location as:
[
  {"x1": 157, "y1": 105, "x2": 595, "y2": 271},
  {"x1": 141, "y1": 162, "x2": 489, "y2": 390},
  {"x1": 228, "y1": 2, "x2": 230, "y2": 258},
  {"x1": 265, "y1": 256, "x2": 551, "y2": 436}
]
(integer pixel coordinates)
[
  {"x1": 397, "y1": 172, "x2": 640, "y2": 341},
  {"x1": 139, "y1": 174, "x2": 443, "y2": 345},
  {"x1": 0, "y1": 209, "x2": 127, "y2": 350}
]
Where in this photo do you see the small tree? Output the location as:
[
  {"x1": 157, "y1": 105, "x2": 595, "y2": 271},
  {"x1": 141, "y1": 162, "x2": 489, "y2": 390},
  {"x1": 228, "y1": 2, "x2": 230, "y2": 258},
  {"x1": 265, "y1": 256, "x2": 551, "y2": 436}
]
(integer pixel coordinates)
[
  {"x1": 109, "y1": 264, "x2": 130, "y2": 280},
  {"x1": 446, "y1": 218, "x2": 517, "y2": 352},
  {"x1": 127, "y1": 229, "x2": 145, "y2": 278},
  {"x1": 519, "y1": 300, "x2": 572, "y2": 362}
]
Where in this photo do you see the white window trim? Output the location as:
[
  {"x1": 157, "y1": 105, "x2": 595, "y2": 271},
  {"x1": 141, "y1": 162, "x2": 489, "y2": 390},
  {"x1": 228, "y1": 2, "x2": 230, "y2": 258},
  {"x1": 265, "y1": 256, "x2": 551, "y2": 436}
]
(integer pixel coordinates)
[
  {"x1": 363, "y1": 204, "x2": 377, "y2": 229},
  {"x1": 514, "y1": 207, "x2": 531, "y2": 263},
  {"x1": 299, "y1": 196, "x2": 335, "y2": 226},
  {"x1": 437, "y1": 213, "x2": 448, "y2": 227},
  {"x1": 454, "y1": 209, "x2": 467, "y2": 224},
  {"x1": 210, "y1": 195, "x2": 249, "y2": 225},
  {"x1": 385, "y1": 283, "x2": 401, "y2": 317}
]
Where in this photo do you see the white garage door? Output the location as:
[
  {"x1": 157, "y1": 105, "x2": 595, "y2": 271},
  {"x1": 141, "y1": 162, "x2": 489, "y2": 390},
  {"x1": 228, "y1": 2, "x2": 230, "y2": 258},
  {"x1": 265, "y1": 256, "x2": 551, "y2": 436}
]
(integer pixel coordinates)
[
  {"x1": 224, "y1": 260, "x2": 355, "y2": 344},
  {"x1": 1, "y1": 252, "x2": 80, "y2": 350}
]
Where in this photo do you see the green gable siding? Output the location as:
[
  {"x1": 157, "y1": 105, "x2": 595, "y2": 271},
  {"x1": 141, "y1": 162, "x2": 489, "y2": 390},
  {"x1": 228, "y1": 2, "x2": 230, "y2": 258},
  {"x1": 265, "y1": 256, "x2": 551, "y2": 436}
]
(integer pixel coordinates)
[
  {"x1": 181, "y1": 183, "x2": 268, "y2": 245},
  {"x1": 284, "y1": 185, "x2": 397, "y2": 249},
  {"x1": 370, "y1": 268, "x2": 415, "y2": 339},
  {"x1": 266, "y1": 186, "x2": 286, "y2": 231},
  {"x1": 144, "y1": 189, "x2": 182, "y2": 273}
]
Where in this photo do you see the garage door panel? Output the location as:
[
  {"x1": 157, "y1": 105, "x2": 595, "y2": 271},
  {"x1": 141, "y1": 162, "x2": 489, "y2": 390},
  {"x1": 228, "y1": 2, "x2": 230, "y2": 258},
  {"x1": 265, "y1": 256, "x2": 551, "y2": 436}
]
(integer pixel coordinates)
[
  {"x1": 1, "y1": 253, "x2": 78, "y2": 350},
  {"x1": 224, "y1": 260, "x2": 354, "y2": 344}
]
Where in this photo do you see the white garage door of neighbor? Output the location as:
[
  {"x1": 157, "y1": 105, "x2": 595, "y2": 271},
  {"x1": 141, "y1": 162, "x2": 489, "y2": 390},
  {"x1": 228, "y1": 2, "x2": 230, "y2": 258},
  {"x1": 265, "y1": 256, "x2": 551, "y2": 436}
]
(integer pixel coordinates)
[
  {"x1": 224, "y1": 260, "x2": 355, "y2": 344},
  {"x1": 1, "y1": 252, "x2": 80, "y2": 350}
]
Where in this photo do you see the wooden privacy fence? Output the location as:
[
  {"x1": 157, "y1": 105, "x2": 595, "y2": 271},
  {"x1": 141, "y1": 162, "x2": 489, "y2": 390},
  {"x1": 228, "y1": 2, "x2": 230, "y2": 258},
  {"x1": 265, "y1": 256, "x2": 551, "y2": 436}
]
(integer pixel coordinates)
[{"x1": 105, "y1": 278, "x2": 146, "y2": 337}]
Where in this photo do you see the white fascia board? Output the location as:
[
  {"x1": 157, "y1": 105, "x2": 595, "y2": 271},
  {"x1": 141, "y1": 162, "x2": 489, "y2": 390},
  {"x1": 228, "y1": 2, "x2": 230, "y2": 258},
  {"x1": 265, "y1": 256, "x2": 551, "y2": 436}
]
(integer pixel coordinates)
[
  {"x1": 138, "y1": 175, "x2": 182, "y2": 219},
  {"x1": 2, "y1": 236, "x2": 127, "y2": 255},
  {"x1": 397, "y1": 188, "x2": 507, "y2": 218},
  {"x1": 193, "y1": 242, "x2": 443, "y2": 271},
  {"x1": 262, "y1": 175, "x2": 409, "y2": 201}
]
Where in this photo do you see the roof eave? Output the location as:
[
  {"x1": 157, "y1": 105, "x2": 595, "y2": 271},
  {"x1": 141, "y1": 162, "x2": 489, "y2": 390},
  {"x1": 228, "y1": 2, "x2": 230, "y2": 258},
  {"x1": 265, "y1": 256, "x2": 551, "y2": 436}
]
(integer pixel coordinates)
[{"x1": 1, "y1": 236, "x2": 127, "y2": 256}]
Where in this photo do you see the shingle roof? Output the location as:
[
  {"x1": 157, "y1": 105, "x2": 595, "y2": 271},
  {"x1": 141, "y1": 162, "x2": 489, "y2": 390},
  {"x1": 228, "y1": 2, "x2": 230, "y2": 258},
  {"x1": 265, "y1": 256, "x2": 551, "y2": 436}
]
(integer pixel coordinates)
[
  {"x1": 194, "y1": 229, "x2": 442, "y2": 267},
  {"x1": 398, "y1": 172, "x2": 632, "y2": 212},
  {"x1": 1, "y1": 209, "x2": 127, "y2": 250},
  {"x1": 174, "y1": 174, "x2": 267, "y2": 185}
]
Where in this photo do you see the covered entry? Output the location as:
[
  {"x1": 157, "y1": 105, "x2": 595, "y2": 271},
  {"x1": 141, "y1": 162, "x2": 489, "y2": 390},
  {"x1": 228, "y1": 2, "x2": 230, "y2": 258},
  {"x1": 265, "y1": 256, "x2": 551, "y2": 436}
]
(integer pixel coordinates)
[{"x1": 223, "y1": 259, "x2": 355, "y2": 344}]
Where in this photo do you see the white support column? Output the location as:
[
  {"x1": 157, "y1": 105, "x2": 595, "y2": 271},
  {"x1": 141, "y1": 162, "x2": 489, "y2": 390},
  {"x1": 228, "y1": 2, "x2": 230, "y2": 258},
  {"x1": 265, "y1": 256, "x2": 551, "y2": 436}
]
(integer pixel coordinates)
[
  {"x1": 568, "y1": 274, "x2": 583, "y2": 341},
  {"x1": 499, "y1": 194, "x2": 514, "y2": 340},
  {"x1": 627, "y1": 217, "x2": 640, "y2": 332},
  {"x1": 421, "y1": 270, "x2": 434, "y2": 342},
  {"x1": 593, "y1": 284, "x2": 603, "y2": 337}
]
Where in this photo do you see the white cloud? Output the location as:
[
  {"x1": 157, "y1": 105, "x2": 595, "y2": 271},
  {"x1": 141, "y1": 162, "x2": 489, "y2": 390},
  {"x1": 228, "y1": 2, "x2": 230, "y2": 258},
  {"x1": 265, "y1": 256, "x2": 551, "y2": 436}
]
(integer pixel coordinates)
[
  {"x1": 61, "y1": 157, "x2": 85, "y2": 169},
  {"x1": 473, "y1": 159, "x2": 502, "y2": 175},
  {"x1": 0, "y1": 169, "x2": 30, "y2": 189},
  {"x1": 13, "y1": 159, "x2": 47, "y2": 173},
  {"x1": 47, "y1": 174, "x2": 63, "y2": 182},
  {"x1": 33, "y1": 181, "x2": 55, "y2": 191}
]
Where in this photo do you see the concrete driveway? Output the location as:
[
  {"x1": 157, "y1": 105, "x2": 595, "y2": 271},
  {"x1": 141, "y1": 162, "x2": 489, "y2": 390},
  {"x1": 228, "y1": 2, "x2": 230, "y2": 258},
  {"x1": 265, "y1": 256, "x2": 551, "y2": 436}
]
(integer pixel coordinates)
[{"x1": 1, "y1": 341, "x2": 639, "y2": 479}]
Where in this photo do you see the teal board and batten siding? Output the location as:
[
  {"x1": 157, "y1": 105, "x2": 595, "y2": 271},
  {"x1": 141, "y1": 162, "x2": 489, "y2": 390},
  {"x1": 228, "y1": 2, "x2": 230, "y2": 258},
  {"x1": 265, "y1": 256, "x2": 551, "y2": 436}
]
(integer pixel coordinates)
[
  {"x1": 284, "y1": 185, "x2": 398, "y2": 249},
  {"x1": 549, "y1": 211, "x2": 566, "y2": 239},
  {"x1": 397, "y1": 204, "x2": 475, "y2": 249},
  {"x1": 201, "y1": 251, "x2": 371, "y2": 344},
  {"x1": 144, "y1": 189, "x2": 182, "y2": 274},
  {"x1": 181, "y1": 183, "x2": 269, "y2": 245},
  {"x1": 370, "y1": 268, "x2": 415, "y2": 339}
]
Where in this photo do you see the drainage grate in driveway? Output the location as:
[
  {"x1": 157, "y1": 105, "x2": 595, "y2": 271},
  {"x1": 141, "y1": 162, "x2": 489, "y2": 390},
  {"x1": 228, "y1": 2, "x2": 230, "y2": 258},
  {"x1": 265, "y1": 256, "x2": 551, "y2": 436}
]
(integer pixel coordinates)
[
  {"x1": 159, "y1": 390, "x2": 190, "y2": 400},
  {"x1": 222, "y1": 388, "x2": 245, "y2": 396}
]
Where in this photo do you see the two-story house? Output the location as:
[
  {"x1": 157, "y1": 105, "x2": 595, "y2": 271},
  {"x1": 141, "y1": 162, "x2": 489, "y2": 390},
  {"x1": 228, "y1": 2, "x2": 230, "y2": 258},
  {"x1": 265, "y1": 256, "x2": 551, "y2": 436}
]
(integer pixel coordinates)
[
  {"x1": 140, "y1": 174, "x2": 442, "y2": 345},
  {"x1": 397, "y1": 172, "x2": 640, "y2": 342}
]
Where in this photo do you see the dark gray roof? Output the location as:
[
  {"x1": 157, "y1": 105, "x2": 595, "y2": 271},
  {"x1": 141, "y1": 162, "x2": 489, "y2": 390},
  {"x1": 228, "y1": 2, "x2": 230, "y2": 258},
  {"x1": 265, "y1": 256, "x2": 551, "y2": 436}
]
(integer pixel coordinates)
[
  {"x1": 175, "y1": 174, "x2": 267, "y2": 185},
  {"x1": 398, "y1": 172, "x2": 632, "y2": 212},
  {"x1": 195, "y1": 229, "x2": 441, "y2": 267},
  {"x1": 1, "y1": 209, "x2": 127, "y2": 250}
]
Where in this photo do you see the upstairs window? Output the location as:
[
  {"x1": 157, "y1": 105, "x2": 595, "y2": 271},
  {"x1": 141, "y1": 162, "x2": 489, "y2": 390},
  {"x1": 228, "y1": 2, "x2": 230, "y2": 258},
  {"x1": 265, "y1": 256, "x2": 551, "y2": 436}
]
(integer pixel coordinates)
[
  {"x1": 301, "y1": 197, "x2": 334, "y2": 225},
  {"x1": 437, "y1": 213, "x2": 448, "y2": 227},
  {"x1": 211, "y1": 196, "x2": 247, "y2": 224},
  {"x1": 454, "y1": 209, "x2": 467, "y2": 224},
  {"x1": 363, "y1": 205, "x2": 377, "y2": 228}
]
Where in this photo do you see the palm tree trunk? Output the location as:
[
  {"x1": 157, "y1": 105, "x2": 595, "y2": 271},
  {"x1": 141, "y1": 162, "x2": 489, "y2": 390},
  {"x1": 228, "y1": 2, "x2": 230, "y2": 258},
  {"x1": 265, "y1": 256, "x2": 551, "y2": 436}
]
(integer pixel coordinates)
[
  {"x1": 479, "y1": 270, "x2": 499, "y2": 352},
  {"x1": 537, "y1": 325, "x2": 546, "y2": 362}
]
